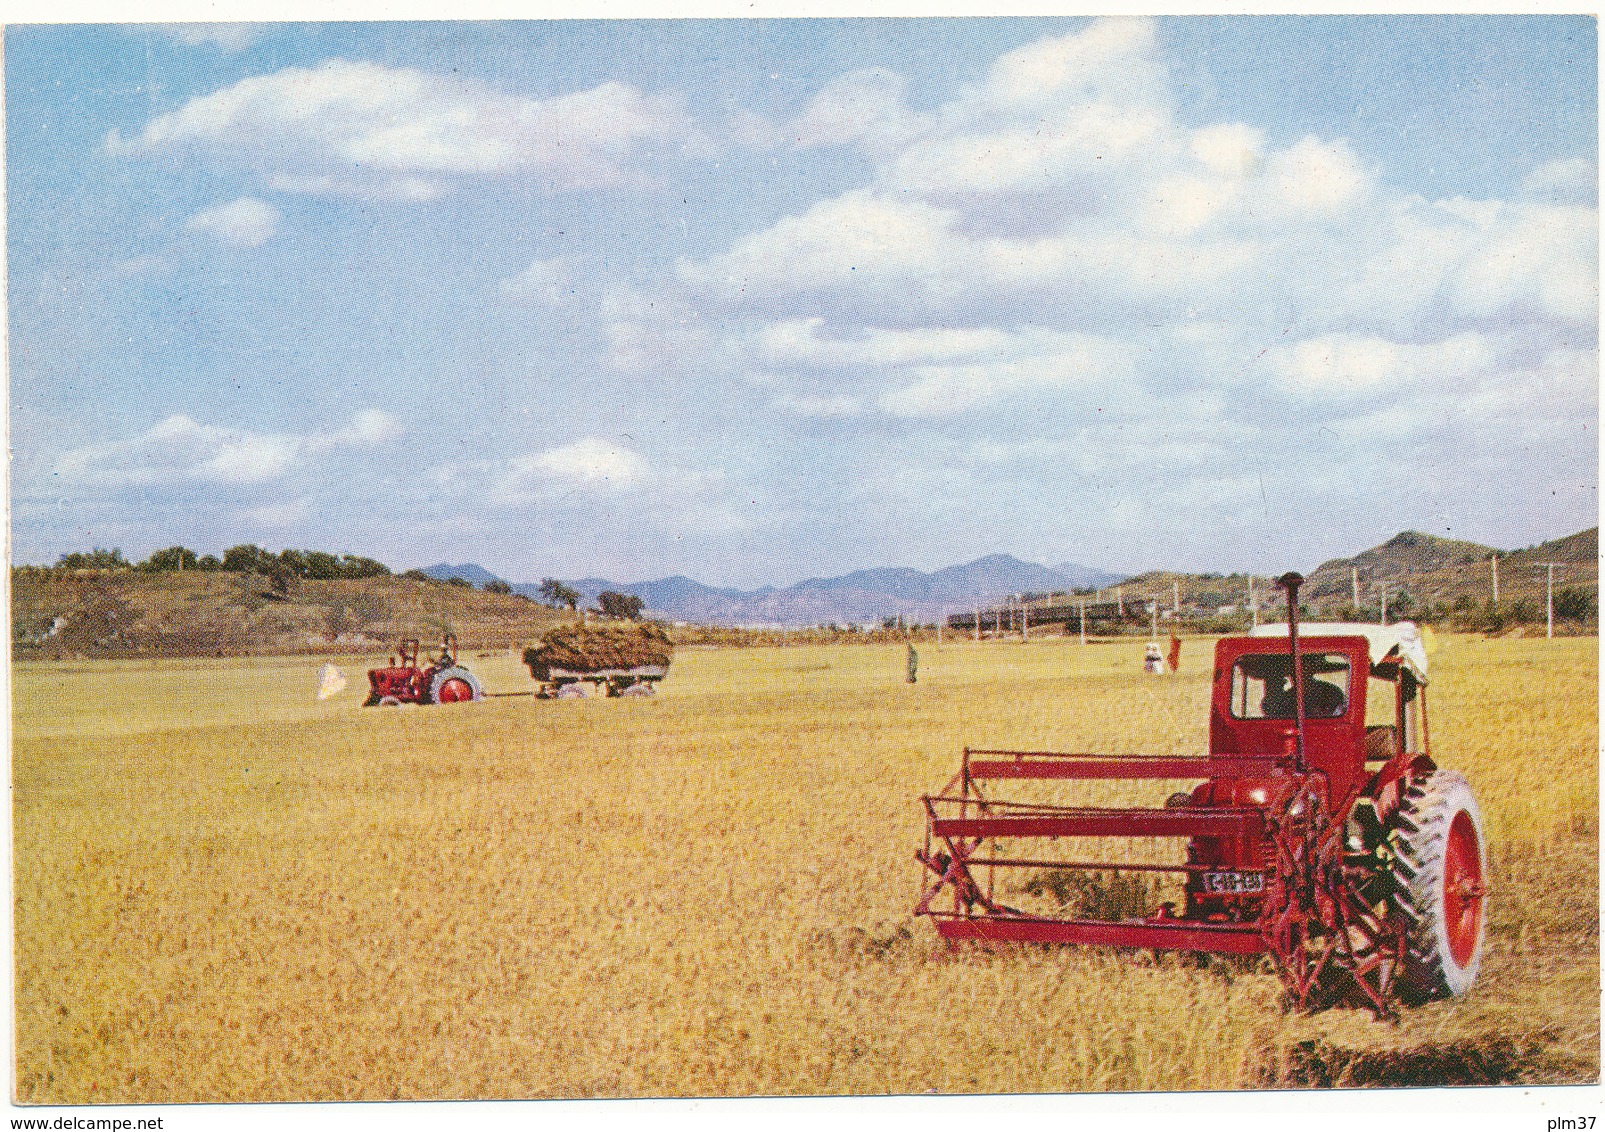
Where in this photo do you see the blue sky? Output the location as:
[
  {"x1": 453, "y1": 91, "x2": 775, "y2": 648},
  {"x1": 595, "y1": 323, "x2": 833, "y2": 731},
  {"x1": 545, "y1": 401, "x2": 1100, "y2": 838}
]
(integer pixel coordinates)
[{"x1": 8, "y1": 16, "x2": 1597, "y2": 586}]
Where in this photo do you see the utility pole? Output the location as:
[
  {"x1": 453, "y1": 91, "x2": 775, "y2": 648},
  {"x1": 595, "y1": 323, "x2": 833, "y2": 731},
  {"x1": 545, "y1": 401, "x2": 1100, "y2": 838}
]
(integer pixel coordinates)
[
  {"x1": 1377, "y1": 581, "x2": 1390, "y2": 626},
  {"x1": 1079, "y1": 600, "x2": 1086, "y2": 646},
  {"x1": 1537, "y1": 562, "x2": 1563, "y2": 639},
  {"x1": 1491, "y1": 554, "x2": 1499, "y2": 606},
  {"x1": 1117, "y1": 587, "x2": 1124, "y2": 617},
  {"x1": 1020, "y1": 595, "x2": 1028, "y2": 642},
  {"x1": 974, "y1": 603, "x2": 981, "y2": 642},
  {"x1": 1149, "y1": 601, "x2": 1158, "y2": 642},
  {"x1": 1351, "y1": 565, "x2": 1360, "y2": 611},
  {"x1": 1173, "y1": 580, "x2": 1181, "y2": 616}
]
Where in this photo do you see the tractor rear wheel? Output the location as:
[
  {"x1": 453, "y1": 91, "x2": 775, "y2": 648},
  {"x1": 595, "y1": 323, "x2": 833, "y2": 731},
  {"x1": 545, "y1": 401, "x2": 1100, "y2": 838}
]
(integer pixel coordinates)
[
  {"x1": 429, "y1": 666, "x2": 483, "y2": 704},
  {"x1": 1388, "y1": 770, "x2": 1488, "y2": 1003}
]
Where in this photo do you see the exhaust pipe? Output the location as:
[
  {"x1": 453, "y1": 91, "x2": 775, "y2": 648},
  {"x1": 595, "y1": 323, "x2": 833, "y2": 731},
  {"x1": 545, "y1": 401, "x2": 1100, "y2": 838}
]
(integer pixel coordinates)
[{"x1": 1276, "y1": 571, "x2": 1307, "y2": 771}]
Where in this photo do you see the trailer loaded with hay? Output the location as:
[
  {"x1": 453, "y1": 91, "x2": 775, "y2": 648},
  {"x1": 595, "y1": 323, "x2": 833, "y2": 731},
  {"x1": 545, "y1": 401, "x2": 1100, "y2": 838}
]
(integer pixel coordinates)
[{"x1": 523, "y1": 624, "x2": 672, "y2": 698}]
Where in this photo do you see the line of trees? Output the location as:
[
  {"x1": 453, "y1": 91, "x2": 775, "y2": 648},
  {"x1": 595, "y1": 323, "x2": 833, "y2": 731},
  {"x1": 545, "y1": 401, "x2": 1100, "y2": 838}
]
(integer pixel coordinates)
[
  {"x1": 533, "y1": 580, "x2": 645, "y2": 620},
  {"x1": 43, "y1": 544, "x2": 392, "y2": 580}
]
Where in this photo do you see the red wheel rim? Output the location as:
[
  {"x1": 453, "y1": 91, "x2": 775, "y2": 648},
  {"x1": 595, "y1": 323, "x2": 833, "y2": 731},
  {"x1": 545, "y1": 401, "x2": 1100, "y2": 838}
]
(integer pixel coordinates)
[
  {"x1": 436, "y1": 678, "x2": 474, "y2": 703},
  {"x1": 1443, "y1": 809, "x2": 1484, "y2": 967}
]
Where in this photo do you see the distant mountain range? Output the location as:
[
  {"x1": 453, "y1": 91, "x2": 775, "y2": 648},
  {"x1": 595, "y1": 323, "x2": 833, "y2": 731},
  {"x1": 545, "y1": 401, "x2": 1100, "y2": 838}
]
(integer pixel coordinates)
[
  {"x1": 419, "y1": 554, "x2": 1125, "y2": 626},
  {"x1": 417, "y1": 562, "x2": 506, "y2": 589},
  {"x1": 422, "y1": 526, "x2": 1599, "y2": 628}
]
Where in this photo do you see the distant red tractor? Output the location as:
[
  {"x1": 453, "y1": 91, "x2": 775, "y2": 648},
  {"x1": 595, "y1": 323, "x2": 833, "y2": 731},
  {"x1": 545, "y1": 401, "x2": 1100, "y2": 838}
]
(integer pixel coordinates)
[
  {"x1": 364, "y1": 636, "x2": 484, "y2": 707},
  {"x1": 915, "y1": 572, "x2": 1488, "y2": 1017}
]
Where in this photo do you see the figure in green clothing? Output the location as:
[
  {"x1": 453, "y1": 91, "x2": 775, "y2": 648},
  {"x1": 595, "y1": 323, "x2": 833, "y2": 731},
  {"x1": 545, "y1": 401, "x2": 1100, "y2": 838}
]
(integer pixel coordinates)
[{"x1": 906, "y1": 643, "x2": 919, "y2": 684}]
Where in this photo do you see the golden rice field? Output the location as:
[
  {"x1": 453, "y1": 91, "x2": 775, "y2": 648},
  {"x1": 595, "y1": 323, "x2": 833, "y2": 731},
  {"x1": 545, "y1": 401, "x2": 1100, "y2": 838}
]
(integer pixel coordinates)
[{"x1": 12, "y1": 634, "x2": 1599, "y2": 1102}]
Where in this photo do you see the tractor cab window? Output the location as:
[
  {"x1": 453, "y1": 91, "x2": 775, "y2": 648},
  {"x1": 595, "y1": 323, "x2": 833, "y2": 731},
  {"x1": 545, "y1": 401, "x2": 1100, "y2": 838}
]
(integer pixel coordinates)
[{"x1": 1229, "y1": 653, "x2": 1352, "y2": 720}]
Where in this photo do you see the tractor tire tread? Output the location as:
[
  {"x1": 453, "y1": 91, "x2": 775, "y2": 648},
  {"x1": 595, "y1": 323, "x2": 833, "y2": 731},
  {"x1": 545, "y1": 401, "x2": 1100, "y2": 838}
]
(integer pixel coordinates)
[{"x1": 1387, "y1": 769, "x2": 1486, "y2": 1004}]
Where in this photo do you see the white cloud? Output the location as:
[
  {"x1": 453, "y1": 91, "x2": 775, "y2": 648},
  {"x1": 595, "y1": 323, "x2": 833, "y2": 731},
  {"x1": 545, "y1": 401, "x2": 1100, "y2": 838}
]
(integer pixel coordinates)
[
  {"x1": 877, "y1": 334, "x2": 1136, "y2": 417},
  {"x1": 1134, "y1": 174, "x2": 1241, "y2": 238},
  {"x1": 1263, "y1": 137, "x2": 1372, "y2": 216},
  {"x1": 891, "y1": 104, "x2": 1169, "y2": 199},
  {"x1": 984, "y1": 17, "x2": 1164, "y2": 110},
  {"x1": 755, "y1": 318, "x2": 1016, "y2": 369},
  {"x1": 1449, "y1": 202, "x2": 1598, "y2": 323},
  {"x1": 881, "y1": 18, "x2": 1170, "y2": 200},
  {"x1": 747, "y1": 320, "x2": 1141, "y2": 420},
  {"x1": 54, "y1": 409, "x2": 403, "y2": 487},
  {"x1": 1521, "y1": 157, "x2": 1596, "y2": 204},
  {"x1": 789, "y1": 68, "x2": 925, "y2": 153},
  {"x1": 1190, "y1": 123, "x2": 1263, "y2": 178},
  {"x1": 110, "y1": 60, "x2": 694, "y2": 200},
  {"x1": 1272, "y1": 333, "x2": 1498, "y2": 399},
  {"x1": 683, "y1": 190, "x2": 964, "y2": 302},
  {"x1": 504, "y1": 437, "x2": 648, "y2": 495},
  {"x1": 185, "y1": 197, "x2": 280, "y2": 248},
  {"x1": 500, "y1": 257, "x2": 572, "y2": 305},
  {"x1": 308, "y1": 409, "x2": 403, "y2": 451}
]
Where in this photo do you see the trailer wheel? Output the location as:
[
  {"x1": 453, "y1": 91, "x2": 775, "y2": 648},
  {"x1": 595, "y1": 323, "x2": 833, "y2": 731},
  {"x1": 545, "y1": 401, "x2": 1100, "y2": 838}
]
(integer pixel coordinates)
[
  {"x1": 429, "y1": 666, "x2": 483, "y2": 704},
  {"x1": 1387, "y1": 770, "x2": 1488, "y2": 1003}
]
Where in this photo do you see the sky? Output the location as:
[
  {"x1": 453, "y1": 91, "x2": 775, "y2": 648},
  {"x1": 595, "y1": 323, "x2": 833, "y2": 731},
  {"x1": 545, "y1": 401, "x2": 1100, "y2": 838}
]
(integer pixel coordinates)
[{"x1": 7, "y1": 15, "x2": 1598, "y2": 587}]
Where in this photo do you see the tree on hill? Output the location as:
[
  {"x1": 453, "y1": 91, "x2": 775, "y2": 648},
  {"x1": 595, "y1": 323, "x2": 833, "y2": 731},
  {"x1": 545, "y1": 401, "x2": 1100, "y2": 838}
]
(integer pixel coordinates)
[
  {"x1": 446, "y1": 576, "x2": 472, "y2": 588},
  {"x1": 1553, "y1": 587, "x2": 1597, "y2": 622},
  {"x1": 302, "y1": 551, "x2": 341, "y2": 579},
  {"x1": 338, "y1": 555, "x2": 389, "y2": 579},
  {"x1": 539, "y1": 578, "x2": 581, "y2": 611},
  {"x1": 483, "y1": 579, "x2": 513, "y2": 595},
  {"x1": 221, "y1": 544, "x2": 276, "y2": 573},
  {"x1": 57, "y1": 548, "x2": 127, "y2": 571},
  {"x1": 598, "y1": 590, "x2": 645, "y2": 620},
  {"x1": 138, "y1": 546, "x2": 198, "y2": 572}
]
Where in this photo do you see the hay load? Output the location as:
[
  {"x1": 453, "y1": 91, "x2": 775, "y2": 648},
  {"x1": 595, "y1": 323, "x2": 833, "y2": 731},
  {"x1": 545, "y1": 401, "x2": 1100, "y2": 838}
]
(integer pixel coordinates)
[{"x1": 523, "y1": 623, "x2": 673, "y2": 696}]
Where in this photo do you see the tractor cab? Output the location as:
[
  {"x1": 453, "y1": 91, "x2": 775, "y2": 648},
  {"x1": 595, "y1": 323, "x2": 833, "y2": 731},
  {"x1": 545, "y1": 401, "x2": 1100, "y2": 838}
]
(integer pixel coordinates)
[{"x1": 1209, "y1": 623, "x2": 1430, "y2": 809}]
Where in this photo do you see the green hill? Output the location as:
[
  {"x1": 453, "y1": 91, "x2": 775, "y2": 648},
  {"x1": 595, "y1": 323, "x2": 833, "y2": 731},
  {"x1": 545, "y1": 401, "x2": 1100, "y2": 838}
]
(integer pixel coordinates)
[
  {"x1": 1305, "y1": 528, "x2": 1597, "y2": 616},
  {"x1": 1021, "y1": 527, "x2": 1597, "y2": 630}
]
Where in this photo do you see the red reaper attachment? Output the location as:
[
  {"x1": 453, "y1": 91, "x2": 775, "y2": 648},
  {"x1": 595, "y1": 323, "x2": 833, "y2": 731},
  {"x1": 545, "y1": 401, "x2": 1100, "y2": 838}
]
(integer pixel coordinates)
[{"x1": 914, "y1": 573, "x2": 1488, "y2": 1017}]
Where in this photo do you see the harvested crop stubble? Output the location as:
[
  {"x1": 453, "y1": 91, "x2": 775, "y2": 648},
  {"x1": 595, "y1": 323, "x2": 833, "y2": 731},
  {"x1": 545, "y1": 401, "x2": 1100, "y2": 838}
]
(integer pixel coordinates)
[
  {"x1": 10, "y1": 636, "x2": 1598, "y2": 1102},
  {"x1": 522, "y1": 623, "x2": 673, "y2": 678}
]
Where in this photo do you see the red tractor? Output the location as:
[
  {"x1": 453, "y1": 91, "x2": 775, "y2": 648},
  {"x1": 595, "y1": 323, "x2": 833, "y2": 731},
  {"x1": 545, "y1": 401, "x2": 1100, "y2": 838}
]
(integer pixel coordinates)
[
  {"x1": 364, "y1": 635, "x2": 485, "y2": 707},
  {"x1": 915, "y1": 573, "x2": 1487, "y2": 1017}
]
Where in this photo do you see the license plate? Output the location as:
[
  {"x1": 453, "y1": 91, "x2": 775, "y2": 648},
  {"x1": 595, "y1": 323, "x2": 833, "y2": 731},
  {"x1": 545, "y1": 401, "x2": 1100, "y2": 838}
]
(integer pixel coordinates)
[{"x1": 1202, "y1": 870, "x2": 1264, "y2": 894}]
